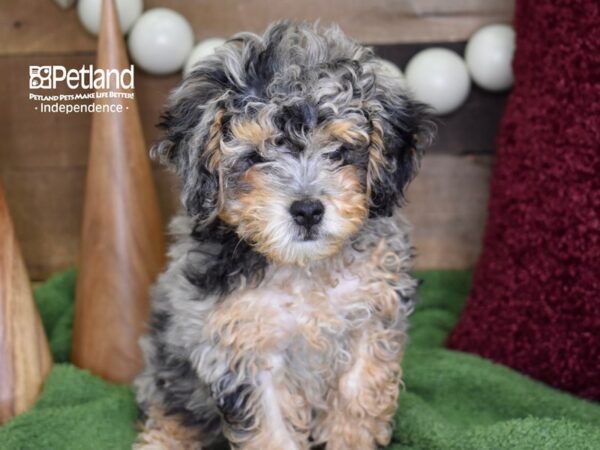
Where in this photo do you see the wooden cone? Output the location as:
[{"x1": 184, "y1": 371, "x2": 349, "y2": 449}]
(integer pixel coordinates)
[
  {"x1": 71, "y1": 0, "x2": 165, "y2": 383},
  {"x1": 0, "y1": 182, "x2": 52, "y2": 424}
]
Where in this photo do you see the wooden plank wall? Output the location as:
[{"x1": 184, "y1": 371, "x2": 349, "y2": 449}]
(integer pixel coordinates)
[{"x1": 0, "y1": 0, "x2": 514, "y2": 279}]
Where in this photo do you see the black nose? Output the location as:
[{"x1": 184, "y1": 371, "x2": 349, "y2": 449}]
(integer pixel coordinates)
[{"x1": 290, "y1": 199, "x2": 324, "y2": 228}]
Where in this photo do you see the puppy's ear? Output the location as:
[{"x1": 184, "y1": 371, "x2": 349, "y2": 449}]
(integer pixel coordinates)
[
  {"x1": 152, "y1": 68, "x2": 229, "y2": 223},
  {"x1": 366, "y1": 71, "x2": 434, "y2": 217}
]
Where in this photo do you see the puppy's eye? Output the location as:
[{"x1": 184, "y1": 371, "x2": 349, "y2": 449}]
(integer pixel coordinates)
[
  {"x1": 272, "y1": 136, "x2": 286, "y2": 147},
  {"x1": 244, "y1": 151, "x2": 265, "y2": 167},
  {"x1": 326, "y1": 146, "x2": 350, "y2": 162}
]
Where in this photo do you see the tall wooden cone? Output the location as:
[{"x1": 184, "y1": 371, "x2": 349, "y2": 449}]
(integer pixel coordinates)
[
  {"x1": 0, "y1": 182, "x2": 52, "y2": 424},
  {"x1": 71, "y1": 0, "x2": 165, "y2": 383}
]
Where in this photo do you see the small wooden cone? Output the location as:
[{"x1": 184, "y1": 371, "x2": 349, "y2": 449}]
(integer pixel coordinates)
[
  {"x1": 71, "y1": 0, "x2": 165, "y2": 383},
  {"x1": 0, "y1": 182, "x2": 52, "y2": 424}
]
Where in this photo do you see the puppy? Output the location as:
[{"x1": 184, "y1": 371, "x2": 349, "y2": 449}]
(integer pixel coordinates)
[{"x1": 135, "y1": 21, "x2": 433, "y2": 450}]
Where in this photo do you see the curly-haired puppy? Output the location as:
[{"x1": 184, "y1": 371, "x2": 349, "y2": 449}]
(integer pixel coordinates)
[{"x1": 135, "y1": 21, "x2": 433, "y2": 450}]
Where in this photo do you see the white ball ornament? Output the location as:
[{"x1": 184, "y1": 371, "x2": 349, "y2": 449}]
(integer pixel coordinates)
[
  {"x1": 405, "y1": 48, "x2": 471, "y2": 115},
  {"x1": 183, "y1": 38, "x2": 227, "y2": 77},
  {"x1": 128, "y1": 8, "x2": 195, "y2": 75},
  {"x1": 465, "y1": 24, "x2": 515, "y2": 91},
  {"x1": 77, "y1": 0, "x2": 143, "y2": 36}
]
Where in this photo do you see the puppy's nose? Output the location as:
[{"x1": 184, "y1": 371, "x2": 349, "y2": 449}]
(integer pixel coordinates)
[{"x1": 290, "y1": 199, "x2": 324, "y2": 228}]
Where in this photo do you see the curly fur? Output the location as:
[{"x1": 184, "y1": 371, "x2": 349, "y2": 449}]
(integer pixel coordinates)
[{"x1": 135, "y1": 21, "x2": 433, "y2": 450}]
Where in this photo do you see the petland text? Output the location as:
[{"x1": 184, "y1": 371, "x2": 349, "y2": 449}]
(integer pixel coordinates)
[{"x1": 29, "y1": 65, "x2": 135, "y2": 90}]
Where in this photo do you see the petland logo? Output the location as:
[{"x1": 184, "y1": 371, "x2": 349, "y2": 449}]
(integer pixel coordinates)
[{"x1": 29, "y1": 65, "x2": 135, "y2": 90}]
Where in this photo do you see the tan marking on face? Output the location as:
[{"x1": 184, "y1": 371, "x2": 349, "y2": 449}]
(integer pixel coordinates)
[
  {"x1": 190, "y1": 108, "x2": 228, "y2": 222},
  {"x1": 236, "y1": 173, "x2": 288, "y2": 261},
  {"x1": 219, "y1": 167, "x2": 296, "y2": 263},
  {"x1": 206, "y1": 109, "x2": 224, "y2": 172},
  {"x1": 365, "y1": 118, "x2": 389, "y2": 198},
  {"x1": 220, "y1": 166, "x2": 268, "y2": 225},
  {"x1": 217, "y1": 168, "x2": 254, "y2": 227},
  {"x1": 217, "y1": 207, "x2": 238, "y2": 227},
  {"x1": 325, "y1": 120, "x2": 370, "y2": 146},
  {"x1": 222, "y1": 162, "x2": 370, "y2": 265},
  {"x1": 230, "y1": 119, "x2": 276, "y2": 147},
  {"x1": 327, "y1": 165, "x2": 369, "y2": 233}
]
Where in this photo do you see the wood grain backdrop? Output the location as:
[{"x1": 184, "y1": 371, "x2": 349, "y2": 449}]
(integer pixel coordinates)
[{"x1": 0, "y1": 0, "x2": 513, "y2": 279}]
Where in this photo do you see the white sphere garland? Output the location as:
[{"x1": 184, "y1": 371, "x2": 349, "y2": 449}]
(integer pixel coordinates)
[
  {"x1": 465, "y1": 24, "x2": 516, "y2": 91},
  {"x1": 78, "y1": 0, "x2": 143, "y2": 36},
  {"x1": 405, "y1": 48, "x2": 471, "y2": 115},
  {"x1": 73, "y1": 3, "x2": 515, "y2": 113},
  {"x1": 128, "y1": 8, "x2": 194, "y2": 75}
]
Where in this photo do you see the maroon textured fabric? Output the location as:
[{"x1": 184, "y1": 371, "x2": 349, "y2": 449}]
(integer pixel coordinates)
[{"x1": 446, "y1": 0, "x2": 600, "y2": 401}]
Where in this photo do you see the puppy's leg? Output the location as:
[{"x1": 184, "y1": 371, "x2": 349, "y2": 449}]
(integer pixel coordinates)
[
  {"x1": 315, "y1": 327, "x2": 404, "y2": 450},
  {"x1": 135, "y1": 335, "x2": 224, "y2": 450},
  {"x1": 214, "y1": 368, "x2": 311, "y2": 450}
]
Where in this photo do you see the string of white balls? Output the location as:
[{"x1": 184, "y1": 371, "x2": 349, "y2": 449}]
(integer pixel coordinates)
[{"x1": 76, "y1": 0, "x2": 515, "y2": 116}]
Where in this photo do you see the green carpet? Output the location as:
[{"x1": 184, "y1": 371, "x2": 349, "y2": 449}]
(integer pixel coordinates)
[{"x1": 1, "y1": 270, "x2": 599, "y2": 449}]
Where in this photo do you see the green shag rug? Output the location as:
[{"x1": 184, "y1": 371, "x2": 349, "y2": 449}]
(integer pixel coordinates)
[{"x1": 1, "y1": 270, "x2": 599, "y2": 450}]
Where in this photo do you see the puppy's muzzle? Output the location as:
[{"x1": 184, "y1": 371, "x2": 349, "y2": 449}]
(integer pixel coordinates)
[{"x1": 290, "y1": 198, "x2": 324, "y2": 230}]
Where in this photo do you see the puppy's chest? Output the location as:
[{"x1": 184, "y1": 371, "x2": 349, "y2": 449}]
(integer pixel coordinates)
[{"x1": 207, "y1": 263, "x2": 387, "y2": 357}]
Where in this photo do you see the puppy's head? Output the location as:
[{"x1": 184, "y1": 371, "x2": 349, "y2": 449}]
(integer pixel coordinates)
[{"x1": 154, "y1": 22, "x2": 433, "y2": 266}]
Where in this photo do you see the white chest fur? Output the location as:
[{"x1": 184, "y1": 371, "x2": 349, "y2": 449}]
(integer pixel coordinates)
[{"x1": 208, "y1": 264, "x2": 364, "y2": 348}]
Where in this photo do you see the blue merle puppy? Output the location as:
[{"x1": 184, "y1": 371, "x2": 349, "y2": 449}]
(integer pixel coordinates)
[{"x1": 135, "y1": 21, "x2": 433, "y2": 450}]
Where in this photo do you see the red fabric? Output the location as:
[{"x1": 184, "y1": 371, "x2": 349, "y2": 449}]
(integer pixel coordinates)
[{"x1": 446, "y1": 0, "x2": 600, "y2": 401}]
